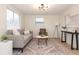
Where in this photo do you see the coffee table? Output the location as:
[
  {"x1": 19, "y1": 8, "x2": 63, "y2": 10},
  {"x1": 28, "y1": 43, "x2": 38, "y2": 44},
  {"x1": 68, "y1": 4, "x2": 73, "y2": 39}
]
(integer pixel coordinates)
[{"x1": 36, "y1": 35, "x2": 49, "y2": 46}]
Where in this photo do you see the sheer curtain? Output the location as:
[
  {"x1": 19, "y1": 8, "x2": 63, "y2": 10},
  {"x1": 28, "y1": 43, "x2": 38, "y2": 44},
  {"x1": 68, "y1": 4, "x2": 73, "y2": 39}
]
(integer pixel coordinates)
[{"x1": 7, "y1": 9, "x2": 20, "y2": 30}]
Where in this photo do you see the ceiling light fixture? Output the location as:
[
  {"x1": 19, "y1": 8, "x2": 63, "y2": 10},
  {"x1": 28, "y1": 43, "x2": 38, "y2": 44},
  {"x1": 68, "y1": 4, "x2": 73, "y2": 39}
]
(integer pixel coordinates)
[{"x1": 38, "y1": 4, "x2": 48, "y2": 11}]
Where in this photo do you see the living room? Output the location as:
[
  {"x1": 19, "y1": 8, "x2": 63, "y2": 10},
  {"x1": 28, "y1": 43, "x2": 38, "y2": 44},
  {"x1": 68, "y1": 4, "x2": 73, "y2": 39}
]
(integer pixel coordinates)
[{"x1": 0, "y1": 4, "x2": 79, "y2": 55}]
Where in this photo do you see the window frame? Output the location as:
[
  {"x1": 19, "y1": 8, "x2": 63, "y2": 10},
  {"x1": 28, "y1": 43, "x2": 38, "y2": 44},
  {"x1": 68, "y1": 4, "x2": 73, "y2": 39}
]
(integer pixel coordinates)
[{"x1": 35, "y1": 16, "x2": 44, "y2": 27}]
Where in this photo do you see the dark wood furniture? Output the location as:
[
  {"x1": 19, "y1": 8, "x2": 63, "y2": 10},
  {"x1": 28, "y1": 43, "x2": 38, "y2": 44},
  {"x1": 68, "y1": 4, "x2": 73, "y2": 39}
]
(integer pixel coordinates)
[
  {"x1": 61, "y1": 30, "x2": 78, "y2": 50},
  {"x1": 39, "y1": 28, "x2": 48, "y2": 36}
]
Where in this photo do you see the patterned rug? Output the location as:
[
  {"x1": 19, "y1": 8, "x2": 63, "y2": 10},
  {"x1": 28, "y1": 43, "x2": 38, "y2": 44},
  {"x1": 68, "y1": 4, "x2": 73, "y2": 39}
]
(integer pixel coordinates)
[{"x1": 13, "y1": 39, "x2": 79, "y2": 55}]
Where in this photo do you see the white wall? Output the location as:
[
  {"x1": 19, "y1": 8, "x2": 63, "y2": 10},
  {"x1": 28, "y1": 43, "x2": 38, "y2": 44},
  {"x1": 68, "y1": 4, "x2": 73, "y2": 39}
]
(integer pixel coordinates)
[
  {"x1": 0, "y1": 4, "x2": 24, "y2": 40},
  {"x1": 24, "y1": 15, "x2": 61, "y2": 38},
  {"x1": 0, "y1": 5, "x2": 7, "y2": 38},
  {"x1": 63, "y1": 5, "x2": 79, "y2": 28},
  {"x1": 62, "y1": 5, "x2": 79, "y2": 48}
]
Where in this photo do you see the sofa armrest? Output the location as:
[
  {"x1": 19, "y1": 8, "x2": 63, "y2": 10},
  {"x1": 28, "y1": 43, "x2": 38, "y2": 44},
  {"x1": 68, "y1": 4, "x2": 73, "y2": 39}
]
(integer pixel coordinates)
[{"x1": 6, "y1": 35, "x2": 27, "y2": 48}]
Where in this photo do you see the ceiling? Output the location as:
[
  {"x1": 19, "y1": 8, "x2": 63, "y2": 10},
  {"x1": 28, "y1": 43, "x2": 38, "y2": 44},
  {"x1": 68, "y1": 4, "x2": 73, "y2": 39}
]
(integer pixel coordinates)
[{"x1": 12, "y1": 4, "x2": 73, "y2": 15}]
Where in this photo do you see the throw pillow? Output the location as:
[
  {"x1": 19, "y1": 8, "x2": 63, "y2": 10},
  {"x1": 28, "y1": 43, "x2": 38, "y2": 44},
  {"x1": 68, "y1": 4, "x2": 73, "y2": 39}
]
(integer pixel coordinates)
[
  {"x1": 13, "y1": 30, "x2": 20, "y2": 35},
  {"x1": 18, "y1": 29, "x2": 25, "y2": 35},
  {"x1": 6, "y1": 30, "x2": 13, "y2": 35},
  {"x1": 24, "y1": 30, "x2": 30, "y2": 35}
]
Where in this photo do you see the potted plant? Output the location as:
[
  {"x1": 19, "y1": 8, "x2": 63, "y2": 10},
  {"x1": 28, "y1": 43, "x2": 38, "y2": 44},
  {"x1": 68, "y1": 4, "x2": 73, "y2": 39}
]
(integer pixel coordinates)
[{"x1": 1, "y1": 35, "x2": 8, "y2": 41}]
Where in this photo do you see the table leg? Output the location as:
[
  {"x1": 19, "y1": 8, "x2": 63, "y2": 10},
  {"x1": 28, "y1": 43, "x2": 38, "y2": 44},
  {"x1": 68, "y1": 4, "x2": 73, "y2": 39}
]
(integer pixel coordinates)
[
  {"x1": 61, "y1": 31, "x2": 63, "y2": 42},
  {"x1": 76, "y1": 33, "x2": 78, "y2": 50},
  {"x1": 61, "y1": 31, "x2": 66, "y2": 43},
  {"x1": 71, "y1": 34, "x2": 73, "y2": 50},
  {"x1": 64, "y1": 32, "x2": 66, "y2": 42}
]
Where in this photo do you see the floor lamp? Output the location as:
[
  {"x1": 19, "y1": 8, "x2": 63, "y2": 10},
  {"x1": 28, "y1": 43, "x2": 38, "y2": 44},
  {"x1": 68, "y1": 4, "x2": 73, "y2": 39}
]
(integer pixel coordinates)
[{"x1": 53, "y1": 24, "x2": 60, "y2": 39}]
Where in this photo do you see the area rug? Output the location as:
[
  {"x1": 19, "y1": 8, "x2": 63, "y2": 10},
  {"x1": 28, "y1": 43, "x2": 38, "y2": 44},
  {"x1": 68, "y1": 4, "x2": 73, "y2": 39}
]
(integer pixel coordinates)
[{"x1": 13, "y1": 39, "x2": 77, "y2": 55}]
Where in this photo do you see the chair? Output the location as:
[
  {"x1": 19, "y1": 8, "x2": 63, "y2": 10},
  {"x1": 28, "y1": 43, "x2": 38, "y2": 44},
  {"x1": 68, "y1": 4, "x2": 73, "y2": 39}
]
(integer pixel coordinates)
[
  {"x1": 36, "y1": 28, "x2": 48, "y2": 45},
  {"x1": 39, "y1": 28, "x2": 48, "y2": 36}
]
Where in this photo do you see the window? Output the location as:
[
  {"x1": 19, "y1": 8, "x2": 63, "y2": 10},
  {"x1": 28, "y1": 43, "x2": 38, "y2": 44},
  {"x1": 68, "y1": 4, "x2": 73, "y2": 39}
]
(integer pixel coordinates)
[
  {"x1": 36, "y1": 17, "x2": 44, "y2": 27},
  {"x1": 14, "y1": 12, "x2": 20, "y2": 29},
  {"x1": 7, "y1": 9, "x2": 20, "y2": 30}
]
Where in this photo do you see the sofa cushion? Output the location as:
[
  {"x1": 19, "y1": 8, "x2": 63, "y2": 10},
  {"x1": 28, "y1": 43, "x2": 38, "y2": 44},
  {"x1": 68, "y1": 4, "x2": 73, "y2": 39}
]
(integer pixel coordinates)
[
  {"x1": 13, "y1": 30, "x2": 20, "y2": 35},
  {"x1": 24, "y1": 30, "x2": 30, "y2": 35},
  {"x1": 6, "y1": 30, "x2": 13, "y2": 35},
  {"x1": 18, "y1": 29, "x2": 25, "y2": 35}
]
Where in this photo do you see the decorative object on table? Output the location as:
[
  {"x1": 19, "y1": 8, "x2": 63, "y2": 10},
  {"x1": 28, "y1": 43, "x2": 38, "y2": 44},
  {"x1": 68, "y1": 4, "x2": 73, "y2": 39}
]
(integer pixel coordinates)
[
  {"x1": 62, "y1": 26, "x2": 67, "y2": 29},
  {"x1": 0, "y1": 35, "x2": 8, "y2": 41},
  {"x1": 75, "y1": 27, "x2": 79, "y2": 32},
  {"x1": 62, "y1": 16, "x2": 67, "y2": 30}
]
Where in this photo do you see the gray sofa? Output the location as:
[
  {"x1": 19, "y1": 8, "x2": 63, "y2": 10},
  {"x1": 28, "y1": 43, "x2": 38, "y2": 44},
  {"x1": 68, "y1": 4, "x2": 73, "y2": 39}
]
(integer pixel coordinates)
[{"x1": 6, "y1": 30, "x2": 33, "y2": 52}]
